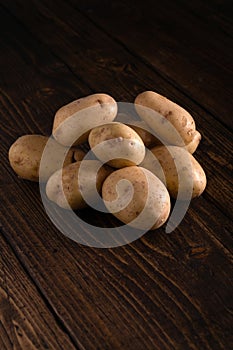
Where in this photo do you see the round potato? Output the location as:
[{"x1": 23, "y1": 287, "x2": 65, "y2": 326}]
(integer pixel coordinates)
[
  {"x1": 140, "y1": 146, "x2": 206, "y2": 199},
  {"x1": 88, "y1": 122, "x2": 145, "y2": 168},
  {"x1": 135, "y1": 91, "x2": 196, "y2": 146},
  {"x1": 8, "y1": 135, "x2": 74, "y2": 182},
  {"x1": 102, "y1": 166, "x2": 170, "y2": 230},
  {"x1": 73, "y1": 148, "x2": 86, "y2": 162},
  {"x1": 46, "y1": 160, "x2": 112, "y2": 210},
  {"x1": 116, "y1": 113, "x2": 160, "y2": 147},
  {"x1": 126, "y1": 120, "x2": 162, "y2": 148},
  {"x1": 53, "y1": 93, "x2": 117, "y2": 146}
]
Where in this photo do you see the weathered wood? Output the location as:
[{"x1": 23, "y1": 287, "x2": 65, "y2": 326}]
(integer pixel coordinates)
[
  {"x1": 0, "y1": 1, "x2": 232, "y2": 349},
  {"x1": 0, "y1": 234, "x2": 77, "y2": 350},
  {"x1": 1, "y1": 181, "x2": 233, "y2": 350},
  {"x1": 178, "y1": 0, "x2": 233, "y2": 38},
  {"x1": 1, "y1": 0, "x2": 233, "y2": 219},
  {"x1": 67, "y1": 0, "x2": 233, "y2": 130}
]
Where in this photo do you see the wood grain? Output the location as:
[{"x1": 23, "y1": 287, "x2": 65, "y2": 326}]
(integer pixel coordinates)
[
  {"x1": 1, "y1": 181, "x2": 233, "y2": 350},
  {"x1": 72, "y1": 0, "x2": 233, "y2": 128},
  {"x1": 1, "y1": 1, "x2": 233, "y2": 219},
  {"x1": 0, "y1": 233, "x2": 77, "y2": 350},
  {"x1": 0, "y1": 1, "x2": 232, "y2": 349},
  {"x1": 179, "y1": 0, "x2": 233, "y2": 38},
  {"x1": 67, "y1": 0, "x2": 233, "y2": 130}
]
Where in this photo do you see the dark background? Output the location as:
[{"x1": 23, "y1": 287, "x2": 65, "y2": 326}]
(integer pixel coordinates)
[{"x1": 0, "y1": 1, "x2": 232, "y2": 349}]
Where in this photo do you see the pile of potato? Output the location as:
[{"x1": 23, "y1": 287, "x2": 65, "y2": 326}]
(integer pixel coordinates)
[{"x1": 9, "y1": 91, "x2": 206, "y2": 231}]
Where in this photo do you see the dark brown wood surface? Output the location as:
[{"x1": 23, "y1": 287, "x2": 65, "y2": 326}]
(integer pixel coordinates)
[{"x1": 0, "y1": 1, "x2": 232, "y2": 349}]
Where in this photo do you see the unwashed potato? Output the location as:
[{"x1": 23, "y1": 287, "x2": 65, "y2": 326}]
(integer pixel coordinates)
[
  {"x1": 73, "y1": 148, "x2": 86, "y2": 162},
  {"x1": 140, "y1": 146, "x2": 207, "y2": 199},
  {"x1": 116, "y1": 113, "x2": 161, "y2": 147},
  {"x1": 135, "y1": 91, "x2": 196, "y2": 146},
  {"x1": 126, "y1": 120, "x2": 162, "y2": 148},
  {"x1": 128, "y1": 121, "x2": 201, "y2": 153},
  {"x1": 185, "y1": 130, "x2": 201, "y2": 154},
  {"x1": 102, "y1": 166, "x2": 170, "y2": 230},
  {"x1": 117, "y1": 111, "x2": 201, "y2": 153},
  {"x1": 46, "y1": 160, "x2": 112, "y2": 210},
  {"x1": 8, "y1": 135, "x2": 74, "y2": 182},
  {"x1": 53, "y1": 93, "x2": 117, "y2": 146},
  {"x1": 88, "y1": 122, "x2": 145, "y2": 168}
]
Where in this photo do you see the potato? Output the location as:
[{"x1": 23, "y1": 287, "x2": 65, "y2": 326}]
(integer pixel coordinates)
[
  {"x1": 46, "y1": 160, "x2": 111, "y2": 210},
  {"x1": 116, "y1": 113, "x2": 160, "y2": 147},
  {"x1": 53, "y1": 93, "x2": 117, "y2": 146},
  {"x1": 126, "y1": 120, "x2": 162, "y2": 148},
  {"x1": 73, "y1": 148, "x2": 86, "y2": 162},
  {"x1": 102, "y1": 166, "x2": 170, "y2": 230},
  {"x1": 128, "y1": 120, "x2": 201, "y2": 153},
  {"x1": 185, "y1": 130, "x2": 201, "y2": 154},
  {"x1": 140, "y1": 146, "x2": 207, "y2": 199},
  {"x1": 135, "y1": 91, "x2": 196, "y2": 146},
  {"x1": 129, "y1": 121, "x2": 201, "y2": 153},
  {"x1": 88, "y1": 122, "x2": 145, "y2": 168},
  {"x1": 8, "y1": 135, "x2": 74, "y2": 182},
  {"x1": 117, "y1": 111, "x2": 200, "y2": 153}
]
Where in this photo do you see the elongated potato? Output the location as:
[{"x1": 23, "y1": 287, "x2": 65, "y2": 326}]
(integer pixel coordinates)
[
  {"x1": 140, "y1": 146, "x2": 206, "y2": 199},
  {"x1": 117, "y1": 112, "x2": 200, "y2": 152},
  {"x1": 8, "y1": 135, "x2": 74, "y2": 182},
  {"x1": 46, "y1": 160, "x2": 111, "y2": 210},
  {"x1": 185, "y1": 130, "x2": 201, "y2": 154},
  {"x1": 102, "y1": 166, "x2": 170, "y2": 230},
  {"x1": 88, "y1": 122, "x2": 145, "y2": 168},
  {"x1": 53, "y1": 93, "x2": 117, "y2": 146},
  {"x1": 129, "y1": 121, "x2": 201, "y2": 153},
  {"x1": 135, "y1": 91, "x2": 196, "y2": 146}
]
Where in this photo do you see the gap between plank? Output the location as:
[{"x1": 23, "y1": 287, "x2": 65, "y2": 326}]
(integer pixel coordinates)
[
  {"x1": 0, "y1": 4, "x2": 94, "y2": 96},
  {"x1": 1, "y1": 3, "x2": 233, "y2": 223},
  {"x1": 0, "y1": 226, "x2": 84, "y2": 350},
  {"x1": 67, "y1": 0, "x2": 233, "y2": 133}
]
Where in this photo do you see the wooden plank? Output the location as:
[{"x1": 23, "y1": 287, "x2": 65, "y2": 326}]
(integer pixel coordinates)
[
  {"x1": 1, "y1": 1, "x2": 232, "y2": 219},
  {"x1": 0, "y1": 3, "x2": 231, "y2": 251},
  {"x1": 0, "y1": 4, "x2": 90, "y2": 137},
  {"x1": 0, "y1": 233, "x2": 77, "y2": 350},
  {"x1": 178, "y1": 0, "x2": 233, "y2": 38},
  {"x1": 0, "y1": 3, "x2": 232, "y2": 349},
  {"x1": 0, "y1": 181, "x2": 232, "y2": 350},
  {"x1": 66, "y1": 0, "x2": 233, "y2": 130}
]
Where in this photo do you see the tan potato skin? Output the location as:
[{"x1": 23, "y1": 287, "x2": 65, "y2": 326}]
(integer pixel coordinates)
[
  {"x1": 126, "y1": 120, "x2": 162, "y2": 148},
  {"x1": 102, "y1": 166, "x2": 170, "y2": 230},
  {"x1": 8, "y1": 135, "x2": 74, "y2": 182},
  {"x1": 46, "y1": 160, "x2": 111, "y2": 210},
  {"x1": 118, "y1": 113, "x2": 200, "y2": 152},
  {"x1": 88, "y1": 122, "x2": 145, "y2": 168},
  {"x1": 130, "y1": 122, "x2": 201, "y2": 153},
  {"x1": 52, "y1": 93, "x2": 117, "y2": 146},
  {"x1": 185, "y1": 130, "x2": 201, "y2": 154},
  {"x1": 116, "y1": 113, "x2": 161, "y2": 148},
  {"x1": 135, "y1": 91, "x2": 196, "y2": 146},
  {"x1": 73, "y1": 148, "x2": 86, "y2": 162},
  {"x1": 130, "y1": 121, "x2": 201, "y2": 154},
  {"x1": 140, "y1": 146, "x2": 206, "y2": 199}
]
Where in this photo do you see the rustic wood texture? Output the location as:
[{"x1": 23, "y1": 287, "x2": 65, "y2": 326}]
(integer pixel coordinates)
[
  {"x1": 0, "y1": 1, "x2": 232, "y2": 349},
  {"x1": 0, "y1": 233, "x2": 76, "y2": 350},
  {"x1": 1, "y1": 0, "x2": 233, "y2": 218},
  {"x1": 68, "y1": 0, "x2": 233, "y2": 130}
]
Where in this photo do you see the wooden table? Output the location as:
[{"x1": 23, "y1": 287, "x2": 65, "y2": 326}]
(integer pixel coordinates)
[{"x1": 0, "y1": 1, "x2": 232, "y2": 349}]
